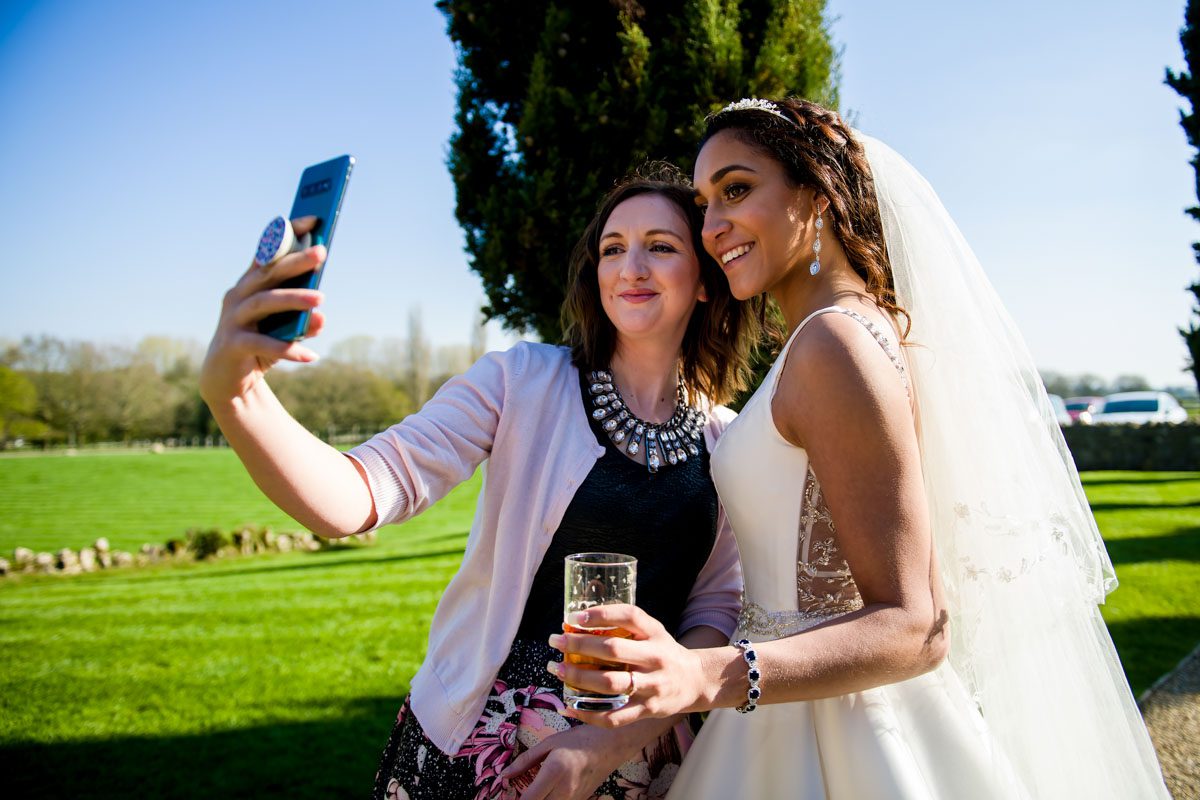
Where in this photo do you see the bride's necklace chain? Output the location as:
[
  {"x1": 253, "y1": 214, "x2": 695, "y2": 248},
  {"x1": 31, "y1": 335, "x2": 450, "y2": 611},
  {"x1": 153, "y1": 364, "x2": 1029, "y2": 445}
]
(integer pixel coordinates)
[{"x1": 587, "y1": 369, "x2": 704, "y2": 474}]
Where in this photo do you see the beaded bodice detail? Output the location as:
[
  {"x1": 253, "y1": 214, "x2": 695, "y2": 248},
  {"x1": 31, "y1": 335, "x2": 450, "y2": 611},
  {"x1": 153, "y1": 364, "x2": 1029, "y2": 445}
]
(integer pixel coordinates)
[
  {"x1": 794, "y1": 466, "x2": 862, "y2": 615},
  {"x1": 710, "y1": 306, "x2": 909, "y2": 642}
]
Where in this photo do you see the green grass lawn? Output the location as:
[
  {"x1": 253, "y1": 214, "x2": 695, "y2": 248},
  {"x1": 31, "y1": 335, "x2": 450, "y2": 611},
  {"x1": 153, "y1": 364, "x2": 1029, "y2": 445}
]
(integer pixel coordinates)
[
  {"x1": 0, "y1": 449, "x2": 310, "y2": 552},
  {"x1": 1082, "y1": 471, "x2": 1200, "y2": 694},
  {"x1": 0, "y1": 459, "x2": 478, "y2": 798},
  {"x1": 0, "y1": 455, "x2": 1196, "y2": 798}
]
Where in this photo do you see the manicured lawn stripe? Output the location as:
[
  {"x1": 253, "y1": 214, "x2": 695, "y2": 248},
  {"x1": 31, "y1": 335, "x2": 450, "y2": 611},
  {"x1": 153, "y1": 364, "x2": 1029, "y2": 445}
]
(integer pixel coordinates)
[
  {"x1": 1082, "y1": 471, "x2": 1200, "y2": 695},
  {"x1": 0, "y1": 463, "x2": 476, "y2": 797},
  {"x1": 0, "y1": 449, "x2": 312, "y2": 552},
  {"x1": 0, "y1": 459, "x2": 1194, "y2": 798}
]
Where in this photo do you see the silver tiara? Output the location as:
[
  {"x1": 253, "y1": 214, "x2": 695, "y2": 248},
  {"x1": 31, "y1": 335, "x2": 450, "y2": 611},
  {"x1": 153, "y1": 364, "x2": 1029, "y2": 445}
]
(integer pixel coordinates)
[{"x1": 717, "y1": 97, "x2": 789, "y2": 122}]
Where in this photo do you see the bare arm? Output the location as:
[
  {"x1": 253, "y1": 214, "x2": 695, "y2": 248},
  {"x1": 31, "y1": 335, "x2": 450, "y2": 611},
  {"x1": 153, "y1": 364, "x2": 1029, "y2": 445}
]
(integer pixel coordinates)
[
  {"x1": 199, "y1": 218, "x2": 377, "y2": 537},
  {"x1": 206, "y1": 376, "x2": 378, "y2": 537},
  {"x1": 555, "y1": 311, "x2": 948, "y2": 724},
  {"x1": 737, "y1": 310, "x2": 946, "y2": 699}
]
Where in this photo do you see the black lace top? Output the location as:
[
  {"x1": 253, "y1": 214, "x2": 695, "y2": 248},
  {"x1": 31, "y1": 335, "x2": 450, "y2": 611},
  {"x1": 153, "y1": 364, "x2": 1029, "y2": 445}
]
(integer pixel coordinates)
[{"x1": 515, "y1": 377, "x2": 720, "y2": 640}]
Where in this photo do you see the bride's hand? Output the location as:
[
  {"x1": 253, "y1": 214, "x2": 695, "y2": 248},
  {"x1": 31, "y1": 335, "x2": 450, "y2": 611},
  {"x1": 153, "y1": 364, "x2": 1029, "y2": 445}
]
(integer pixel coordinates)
[
  {"x1": 199, "y1": 216, "x2": 326, "y2": 406},
  {"x1": 548, "y1": 604, "x2": 708, "y2": 728}
]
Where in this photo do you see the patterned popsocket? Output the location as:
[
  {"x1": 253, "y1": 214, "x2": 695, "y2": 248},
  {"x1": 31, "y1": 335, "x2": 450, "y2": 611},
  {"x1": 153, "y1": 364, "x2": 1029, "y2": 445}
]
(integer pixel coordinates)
[{"x1": 254, "y1": 216, "x2": 312, "y2": 268}]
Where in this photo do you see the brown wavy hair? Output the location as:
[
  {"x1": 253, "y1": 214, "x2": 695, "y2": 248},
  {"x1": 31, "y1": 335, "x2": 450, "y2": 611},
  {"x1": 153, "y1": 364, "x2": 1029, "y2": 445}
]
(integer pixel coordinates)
[
  {"x1": 699, "y1": 98, "x2": 910, "y2": 337},
  {"x1": 561, "y1": 163, "x2": 762, "y2": 406}
]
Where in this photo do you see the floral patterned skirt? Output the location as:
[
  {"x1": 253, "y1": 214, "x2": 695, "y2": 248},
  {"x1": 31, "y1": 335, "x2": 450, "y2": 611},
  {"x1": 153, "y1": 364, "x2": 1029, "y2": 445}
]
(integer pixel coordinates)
[{"x1": 371, "y1": 639, "x2": 696, "y2": 800}]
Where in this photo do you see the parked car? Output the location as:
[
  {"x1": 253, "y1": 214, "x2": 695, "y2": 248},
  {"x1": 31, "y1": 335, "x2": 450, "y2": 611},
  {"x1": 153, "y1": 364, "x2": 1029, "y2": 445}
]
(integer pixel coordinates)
[
  {"x1": 1048, "y1": 394, "x2": 1073, "y2": 426},
  {"x1": 1091, "y1": 391, "x2": 1189, "y2": 425},
  {"x1": 1064, "y1": 395, "x2": 1105, "y2": 424}
]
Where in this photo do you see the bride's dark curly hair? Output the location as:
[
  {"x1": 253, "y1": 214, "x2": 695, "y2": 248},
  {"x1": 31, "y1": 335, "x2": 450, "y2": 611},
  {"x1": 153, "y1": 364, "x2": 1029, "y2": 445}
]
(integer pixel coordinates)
[{"x1": 700, "y1": 98, "x2": 910, "y2": 338}]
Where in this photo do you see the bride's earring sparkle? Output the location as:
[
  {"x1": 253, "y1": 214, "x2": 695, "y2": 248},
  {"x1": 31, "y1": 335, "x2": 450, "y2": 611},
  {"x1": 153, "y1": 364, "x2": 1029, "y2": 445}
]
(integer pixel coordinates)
[{"x1": 810, "y1": 206, "x2": 824, "y2": 276}]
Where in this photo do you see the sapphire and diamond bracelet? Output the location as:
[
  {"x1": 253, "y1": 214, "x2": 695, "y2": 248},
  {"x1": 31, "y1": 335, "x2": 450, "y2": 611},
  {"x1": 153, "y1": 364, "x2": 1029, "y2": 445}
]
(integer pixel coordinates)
[{"x1": 733, "y1": 638, "x2": 761, "y2": 713}]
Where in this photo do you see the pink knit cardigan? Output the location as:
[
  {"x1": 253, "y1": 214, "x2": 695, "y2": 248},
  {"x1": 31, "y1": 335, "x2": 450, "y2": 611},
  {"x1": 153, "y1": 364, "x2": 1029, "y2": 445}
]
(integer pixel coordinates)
[{"x1": 347, "y1": 342, "x2": 742, "y2": 754}]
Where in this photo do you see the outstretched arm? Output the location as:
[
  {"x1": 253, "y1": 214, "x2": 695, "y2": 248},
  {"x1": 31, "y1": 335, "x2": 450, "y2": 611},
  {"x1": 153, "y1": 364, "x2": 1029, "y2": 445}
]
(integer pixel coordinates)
[{"x1": 199, "y1": 217, "x2": 376, "y2": 537}]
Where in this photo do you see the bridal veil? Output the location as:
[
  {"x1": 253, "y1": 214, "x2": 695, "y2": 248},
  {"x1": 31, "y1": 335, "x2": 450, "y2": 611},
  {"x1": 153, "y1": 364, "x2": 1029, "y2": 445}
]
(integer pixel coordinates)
[{"x1": 860, "y1": 134, "x2": 1169, "y2": 798}]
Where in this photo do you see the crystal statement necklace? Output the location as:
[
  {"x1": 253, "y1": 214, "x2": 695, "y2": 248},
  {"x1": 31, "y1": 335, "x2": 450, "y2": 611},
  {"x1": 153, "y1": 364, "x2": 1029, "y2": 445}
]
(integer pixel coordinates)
[{"x1": 587, "y1": 369, "x2": 705, "y2": 473}]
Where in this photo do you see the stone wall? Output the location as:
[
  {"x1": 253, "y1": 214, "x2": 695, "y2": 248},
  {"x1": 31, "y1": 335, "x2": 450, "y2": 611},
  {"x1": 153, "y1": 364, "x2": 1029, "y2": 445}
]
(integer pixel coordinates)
[{"x1": 1, "y1": 528, "x2": 377, "y2": 579}]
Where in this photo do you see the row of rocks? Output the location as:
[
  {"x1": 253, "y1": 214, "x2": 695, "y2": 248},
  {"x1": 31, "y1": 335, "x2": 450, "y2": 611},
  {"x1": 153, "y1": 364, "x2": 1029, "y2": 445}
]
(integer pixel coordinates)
[
  {"x1": 0, "y1": 528, "x2": 378, "y2": 578},
  {"x1": 5, "y1": 540, "x2": 130, "y2": 576}
]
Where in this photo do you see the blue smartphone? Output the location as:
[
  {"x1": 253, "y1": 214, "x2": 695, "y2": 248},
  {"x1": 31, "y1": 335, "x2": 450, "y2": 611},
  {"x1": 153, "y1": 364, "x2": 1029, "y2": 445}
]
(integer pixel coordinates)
[{"x1": 257, "y1": 155, "x2": 355, "y2": 341}]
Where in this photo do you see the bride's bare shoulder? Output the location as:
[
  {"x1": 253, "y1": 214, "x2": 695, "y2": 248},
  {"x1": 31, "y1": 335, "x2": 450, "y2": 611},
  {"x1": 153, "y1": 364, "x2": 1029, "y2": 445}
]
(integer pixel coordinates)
[{"x1": 771, "y1": 309, "x2": 910, "y2": 449}]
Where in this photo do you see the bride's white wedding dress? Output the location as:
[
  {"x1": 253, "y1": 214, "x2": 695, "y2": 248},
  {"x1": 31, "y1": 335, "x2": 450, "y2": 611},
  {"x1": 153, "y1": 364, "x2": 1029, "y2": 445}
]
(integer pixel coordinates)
[
  {"x1": 665, "y1": 130, "x2": 1169, "y2": 799},
  {"x1": 665, "y1": 306, "x2": 1025, "y2": 800}
]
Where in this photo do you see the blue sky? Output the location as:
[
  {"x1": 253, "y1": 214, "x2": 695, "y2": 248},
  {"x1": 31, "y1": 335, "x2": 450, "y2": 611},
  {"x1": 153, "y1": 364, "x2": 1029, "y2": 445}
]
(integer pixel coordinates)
[{"x1": 0, "y1": 0, "x2": 1195, "y2": 388}]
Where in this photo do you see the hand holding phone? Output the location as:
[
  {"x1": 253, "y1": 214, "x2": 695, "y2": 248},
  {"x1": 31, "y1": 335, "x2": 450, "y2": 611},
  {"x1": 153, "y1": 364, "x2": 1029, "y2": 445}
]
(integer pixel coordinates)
[
  {"x1": 199, "y1": 156, "x2": 354, "y2": 408},
  {"x1": 257, "y1": 155, "x2": 355, "y2": 341}
]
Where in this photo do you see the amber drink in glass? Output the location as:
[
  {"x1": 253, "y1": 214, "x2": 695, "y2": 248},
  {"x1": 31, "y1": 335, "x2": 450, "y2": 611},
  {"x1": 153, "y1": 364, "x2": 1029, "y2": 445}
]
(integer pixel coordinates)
[{"x1": 562, "y1": 552, "x2": 637, "y2": 711}]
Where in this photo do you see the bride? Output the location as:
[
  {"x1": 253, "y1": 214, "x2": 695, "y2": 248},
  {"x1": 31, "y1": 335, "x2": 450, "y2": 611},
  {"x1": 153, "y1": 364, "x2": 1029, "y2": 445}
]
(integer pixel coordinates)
[{"x1": 550, "y1": 97, "x2": 1170, "y2": 798}]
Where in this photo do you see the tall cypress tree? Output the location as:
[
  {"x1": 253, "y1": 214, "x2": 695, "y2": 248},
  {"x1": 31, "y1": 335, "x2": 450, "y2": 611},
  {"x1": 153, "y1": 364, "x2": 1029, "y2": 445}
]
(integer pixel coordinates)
[
  {"x1": 437, "y1": 0, "x2": 839, "y2": 341},
  {"x1": 1167, "y1": 0, "x2": 1200, "y2": 395}
]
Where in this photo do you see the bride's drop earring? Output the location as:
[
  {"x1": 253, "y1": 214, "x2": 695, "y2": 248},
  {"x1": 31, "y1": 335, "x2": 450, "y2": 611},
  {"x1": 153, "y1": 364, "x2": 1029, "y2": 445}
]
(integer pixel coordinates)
[{"x1": 810, "y1": 206, "x2": 824, "y2": 276}]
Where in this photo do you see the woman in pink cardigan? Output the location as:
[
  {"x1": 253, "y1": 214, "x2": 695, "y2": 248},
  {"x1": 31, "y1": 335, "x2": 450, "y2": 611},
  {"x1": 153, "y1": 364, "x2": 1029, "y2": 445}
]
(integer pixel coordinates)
[{"x1": 200, "y1": 165, "x2": 762, "y2": 800}]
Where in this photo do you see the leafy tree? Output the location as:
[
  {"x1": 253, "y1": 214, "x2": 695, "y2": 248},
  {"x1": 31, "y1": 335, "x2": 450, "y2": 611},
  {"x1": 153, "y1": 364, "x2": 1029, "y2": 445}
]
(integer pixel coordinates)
[
  {"x1": 438, "y1": 0, "x2": 839, "y2": 340},
  {"x1": 135, "y1": 336, "x2": 203, "y2": 376},
  {"x1": 270, "y1": 362, "x2": 412, "y2": 439},
  {"x1": 1071, "y1": 373, "x2": 1111, "y2": 396},
  {"x1": 0, "y1": 338, "x2": 19, "y2": 367},
  {"x1": 407, "y1": 307, "x2": 432, "y2": 405},
  {"x1": 1111, "y1": 374, "x2": 1152, "y2": 392},
  {"x1": 327, "y1": 335, "x2": 378, "y2": 370},
  {"x1": 0, "y1": 365, "x2": 37, "y2": 446},
  {"x1": 1167, "y1": 0, "x2": 1200, "y2": 395},
  {"x1": 16, "y1": 337, "x2": 110, "y2": 445},
  {"x1": 1039, "y1": 371, "x2": 1152, "y2": 398},
  {"x1": 1039, "y1": 371, "x2": 1072, "y2": 398},
  {"x1": 469, "y1": 305, "x2": 489, "y2": 363},
  {"x1": 101, "y1": 363, "x2": 181, "y2": 441},
  {"x1": 6, "y1": 335, "x2": 204, "y2": 445}
]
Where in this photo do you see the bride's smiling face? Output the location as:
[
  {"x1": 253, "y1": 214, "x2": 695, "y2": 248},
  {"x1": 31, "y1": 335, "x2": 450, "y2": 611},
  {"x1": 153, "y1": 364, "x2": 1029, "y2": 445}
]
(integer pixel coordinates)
[{"x1": 693, "y1": 130, "x2": 820, "y2": 301}]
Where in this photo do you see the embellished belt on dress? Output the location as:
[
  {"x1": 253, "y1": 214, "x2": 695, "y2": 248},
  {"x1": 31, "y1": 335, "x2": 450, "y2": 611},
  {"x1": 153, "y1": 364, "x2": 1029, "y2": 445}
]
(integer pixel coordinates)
[{"x1": 733, "y1": 598, "x2": 856, "y2": 642}]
